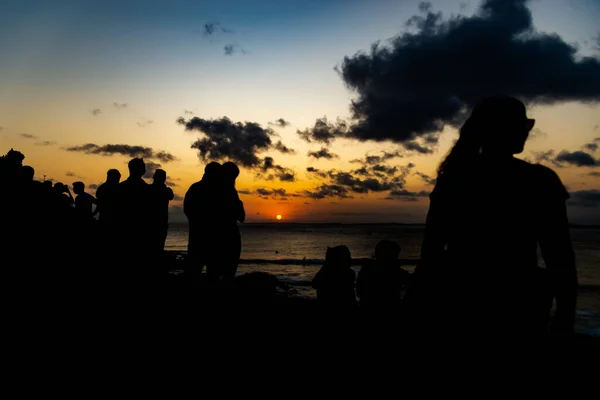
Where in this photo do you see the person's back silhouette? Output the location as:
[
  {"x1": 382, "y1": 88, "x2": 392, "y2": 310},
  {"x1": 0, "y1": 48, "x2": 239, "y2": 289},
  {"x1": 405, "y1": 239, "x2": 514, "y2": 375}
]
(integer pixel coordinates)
[
  {"x1": 72, "y1": 181, "x2": 97, "y2": 221},
  {"x1": 312, "y1": 245, "x2": 357, "y2": 309},
  {"x1": 218, "y1": 162, "x2": 245, "y2": 282},
  {"x1": 357, "y1": 240, "x2": 408, "y2": 311},
  {"x1": 117, "y1": 158, "x2": 151, "y2": 286},
  {"x1": 96, "y1": 169, "x2": 121, "y2": 226},
  {"x1": 415, "y1": 95, "x2": 577, "y2": 338},
  {"x1": 148, "y1": 168, "x2": 174, "y2": 256},
  {"x1": 184, "y1": 162, "x2": 222, "y2": 283}
]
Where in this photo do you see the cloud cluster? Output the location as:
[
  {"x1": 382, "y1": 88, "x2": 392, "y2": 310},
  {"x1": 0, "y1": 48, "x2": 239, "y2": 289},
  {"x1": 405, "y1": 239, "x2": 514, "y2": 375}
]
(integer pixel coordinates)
[
  {"x1": 257, "y1": 157, "x2": 296, "y2": 182},
  {"x1": 307, "y1": 147, "x2": 339, "y2": 160},
  {"x1": 113, "y1": 103, "x2": 128, "y2": 110},
  {"x1": 302, "y1": 162, "x2": 419, "y2": 200},
  {"x1": 178, "y1": 115, "x2": 296, "y2": 181},
  {"x1": 66, "y1": 143, "x2": 178, "y2": 163},
  {"x1": 269, "y1": 118, "x2": 291, "y2": 128},
  {"x1": 335, "y1": 0, "x2": 600, "y2": 152},
  {"x1": 297, "y1": 116, "x2": 348, "y2": 145},
  {"x1": 583, "y1": 138, "x2": 600, "y2": 152}
]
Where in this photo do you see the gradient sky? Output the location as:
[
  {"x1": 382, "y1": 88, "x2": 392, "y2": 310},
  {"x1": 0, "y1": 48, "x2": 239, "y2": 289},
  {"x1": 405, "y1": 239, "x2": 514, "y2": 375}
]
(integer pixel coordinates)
[{"x1": 1, "y1": 0, "x2": 600, "y2": 223}]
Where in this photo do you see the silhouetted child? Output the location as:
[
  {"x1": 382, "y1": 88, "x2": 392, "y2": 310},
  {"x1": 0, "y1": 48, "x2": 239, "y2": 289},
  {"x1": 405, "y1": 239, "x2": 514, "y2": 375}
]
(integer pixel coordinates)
[
  {"x1": 312, "y1": 245, "x2": 356, "y2": 309},
  {"x1": 356, "y1": 240, "x2": 409, "y2": 311}
]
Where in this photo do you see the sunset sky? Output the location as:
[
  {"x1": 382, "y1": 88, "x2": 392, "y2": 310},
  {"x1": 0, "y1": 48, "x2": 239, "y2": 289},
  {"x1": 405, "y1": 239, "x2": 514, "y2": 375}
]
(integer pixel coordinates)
[{"x1": 1, "y1": 0, "x2": 600, "y2": 223}]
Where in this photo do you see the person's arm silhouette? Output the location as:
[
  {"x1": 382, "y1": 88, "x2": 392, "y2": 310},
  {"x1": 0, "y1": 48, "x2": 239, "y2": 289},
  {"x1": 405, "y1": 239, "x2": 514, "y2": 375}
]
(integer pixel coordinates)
[{"x1": 537, "y1": 168, "x2": 577, "y2": 334}]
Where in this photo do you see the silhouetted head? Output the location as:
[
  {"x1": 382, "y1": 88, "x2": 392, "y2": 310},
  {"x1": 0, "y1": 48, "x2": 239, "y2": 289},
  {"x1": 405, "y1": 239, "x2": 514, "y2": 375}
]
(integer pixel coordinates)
[
  {"x1": 374, "y1": 240, "x2": 401, "y2": 263},
  {"x1": 107, "y1": 169, "x2": 121, "y2": 183},
  {"x1": 203, "y1": 162, "x2": 222, "y2": 182},
  {"x1": 222, "y1": 162, "x2": 240, "y2": 186},
  {"x1": 153, "y1": 169, "x2": 167, "y2": 184},
  {"x1": 20, "y1": 165, "x2": 35, "y2": 182},
  {"x1": 325, "y1": 245, "x2": 352, "y2": 270},
  {"x1": 43, "y1": 180, "x2": 53, "y2": 189},
  {"x1": 5, "y1": 149, "x2": 25, "y2": 166},
  {"x1": 128, "y1": 158, "x2": 146, "y2": 179},
  {"x1": 438, "y1": 96, "x2": 534, "y2": 178},
  {"x1": 72, "y1": 181, "x2": 85, "y2": 195},
  {"x1": 53, "y1": 182, "x2": 65, "y2": 193}
]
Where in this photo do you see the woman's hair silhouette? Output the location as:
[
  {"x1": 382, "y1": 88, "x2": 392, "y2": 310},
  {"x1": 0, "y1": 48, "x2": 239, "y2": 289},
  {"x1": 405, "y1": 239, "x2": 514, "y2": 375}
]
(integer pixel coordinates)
[{"x1": 437, "y1": 95, "x2": 535, "y2": 179}]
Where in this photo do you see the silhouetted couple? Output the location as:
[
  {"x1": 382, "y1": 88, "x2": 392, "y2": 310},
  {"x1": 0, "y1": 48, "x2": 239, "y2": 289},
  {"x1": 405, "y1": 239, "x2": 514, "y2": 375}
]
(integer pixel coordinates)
[
  {"x1": 184, "y1": 161, "x2": 245, "y2": 285},
  {"x1": 410, "y1": 95, "x2": 578, "y2": 339}
]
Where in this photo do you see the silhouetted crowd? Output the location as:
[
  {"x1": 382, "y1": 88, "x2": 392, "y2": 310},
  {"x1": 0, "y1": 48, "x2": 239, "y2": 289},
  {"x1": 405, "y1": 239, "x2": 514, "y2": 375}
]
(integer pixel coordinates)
[
  {"x1": 0, "y1": 149, "x2": 175, "y2": 292},
  {"x1": 0, "y1": 95, "x2": 580, "y2": 339}
]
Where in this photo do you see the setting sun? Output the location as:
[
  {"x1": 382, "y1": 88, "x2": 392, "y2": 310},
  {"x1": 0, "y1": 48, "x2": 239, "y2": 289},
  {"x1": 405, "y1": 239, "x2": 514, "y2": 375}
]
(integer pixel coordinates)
[{"x1": 276, "y1": 215, "x2": 282, "y2": 220}]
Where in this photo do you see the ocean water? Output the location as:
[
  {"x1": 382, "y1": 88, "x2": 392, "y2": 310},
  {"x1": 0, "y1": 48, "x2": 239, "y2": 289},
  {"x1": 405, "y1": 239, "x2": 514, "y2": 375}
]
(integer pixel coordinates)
[{"x1": 165, "y1": 222, "x2": 600, "y2": 335}]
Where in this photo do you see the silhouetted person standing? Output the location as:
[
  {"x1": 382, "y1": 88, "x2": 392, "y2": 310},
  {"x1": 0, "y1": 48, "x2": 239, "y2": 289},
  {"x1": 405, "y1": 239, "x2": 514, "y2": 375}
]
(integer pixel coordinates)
[
  {"x1": 96, "y1": 169, "x2": 121, "y2": 226},
  {"x1": 219, "y1": 162, "x2": 245, "y2": 282},
  {"x1": 72, "y1": 181, "x2": 97, "y2": 221},
  {"x1": 117, "y1": 158, "x2": 151, "y2": 286},
  {"x1": 148, "y1": 169, "x2": 174, "y2": 257},
  {"x1": 415, "y1": 95, "x2": 577, "y2": 338},
  {"x1": 184, "y1": 162, "x2": 221, "y2": 283}
]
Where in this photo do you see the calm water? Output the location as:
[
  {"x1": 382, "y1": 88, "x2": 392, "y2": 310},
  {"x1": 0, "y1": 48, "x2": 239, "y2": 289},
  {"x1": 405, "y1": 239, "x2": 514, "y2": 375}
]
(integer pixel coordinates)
[{"x1": 166, "y1": 223, "x2": 600, "y2": 334}]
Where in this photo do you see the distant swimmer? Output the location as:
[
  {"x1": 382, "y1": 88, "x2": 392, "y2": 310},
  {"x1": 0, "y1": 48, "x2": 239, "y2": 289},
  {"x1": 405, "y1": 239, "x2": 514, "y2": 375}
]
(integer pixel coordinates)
[{"x1": 275, "y1": 250, "x2": 279, "y2": 254}]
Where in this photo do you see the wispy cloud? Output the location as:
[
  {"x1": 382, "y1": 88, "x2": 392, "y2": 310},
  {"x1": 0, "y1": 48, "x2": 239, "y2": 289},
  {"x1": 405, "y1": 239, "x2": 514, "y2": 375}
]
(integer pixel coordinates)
[
  {"x1": 268, "y1": 118, "x2": 291, "y2": 128},
  {"x1": 20, "y1": 133, "x2": 38, "y2": 140},
  {"x1": 91, "y1": 109, "x2": 102, "y2": 116},
  {"x1": 66, "y1": 143, "x2": 178, "y2": 163},
  {"x1": 224, "y1": 44, "x2": 246, "y2": 55},
  {"x1": 113, "y1": 102, "x2": 128, "y2": 110},
  {"x1": 137, "y1": 119, "x2": 154, "y2": 128}
]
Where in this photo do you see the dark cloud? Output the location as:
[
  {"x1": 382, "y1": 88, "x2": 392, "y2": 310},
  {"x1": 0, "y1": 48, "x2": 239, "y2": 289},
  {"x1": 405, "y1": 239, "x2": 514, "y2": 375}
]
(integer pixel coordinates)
[
  {"x1": 594, "y1": 125, "x2": 599, "y2": 132},
  {"x1": 166, "y1": 177, "x2": 179, "y2": 187},
  {"x1": 555, "y1": 151, "x2": 597, "y2": 167},
  {"x1": 88, "y1": 183, "x2": 100, "y2": 190},
  {"x1": 303, "y1": 184, "x2": 353, "y2": 200},
  {"x1": 307, "y1": 147, "x2": 339, "y2": 160},
  {"x1": 269, "y1": 118, "x2": 291, "y2": 128},
  {"x1": 113, "y1": 103, "x2": 128, "y2": 109},
  {"x1": 204, "y1": 21, "x2": 232, "y2": 36},
  {"x1": 386, "y1": 189, "x2": 431, "y2": 201},
  {"x1": 274, "y1": 141, "x2": 296, "y2": 154},
  {"x1": 258, "y1": 157, "x2": 296, "y2": 182},
  {"x1": 531, "y1": 149, "x2": 558, "y2": 166},
  {"x1": 66, "y1": 171, "x2": 76, "y2": 177},
  {"x1": 588, "y1": 172, "x2": 600, "y2": 177},
  {"x1": 372, "y1": 164, "x2": 398, "y2": 175},
  {"x1": 297, "y1": 116, "x2": 348, "y2": 145},
  {"x1": 251, "y1": 188, "x2": 289, "y2": 199},
  {"x1": 415, "y1": 171, "x2": 436, "y2": 185},
  {"x1": 92, "y1": 109, "x2": 102, "y2": 116},
  {"x1": 173, "y1": 193, "x2": 184, "y2": 201},
  {"x1": 306, "y1": 167, "x2": 328, "y2": 179},
  {"x1": 224, "y1": 44, "x2": 246, "y2": 55},
  {"x1": 137, "y1": 119, "x2": 154, "y2": 128},
  {"x1": 184, "y1": 110, "x2": 194, "y2": 115},
  {"x1": 304, "y1": 202, "x2": 310, "y2": 205},
  {"x1": 66, "y1": 144, "x2": 178, "y2": 163},
  {"x1": 351, "y1": 151, "x2": 404, "y2": 165},
  {"x1": 584, "y1": 142, "x2": 599, "y2": 152},
  {"x1": 238, "y1": 189, "x2": 252, "y2": 195},
  {"x1": 568, "y1": 189, "x2": 600, "y2": 208},
  {"x1": 20, "y1": 133, "x2": 38, "y2": 140},
  {"x1": 178, "y1": 116, "x2": 284, "y2": 168},
  {"x1": 337, "y1": 0, "x2": 600, "y2": 150}
]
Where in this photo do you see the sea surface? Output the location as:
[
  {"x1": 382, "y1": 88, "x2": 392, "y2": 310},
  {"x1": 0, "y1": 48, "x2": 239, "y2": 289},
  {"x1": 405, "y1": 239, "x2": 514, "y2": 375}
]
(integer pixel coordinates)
[{"x1": 165, "y1": 223, "x2": 600, "y2": 335}]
